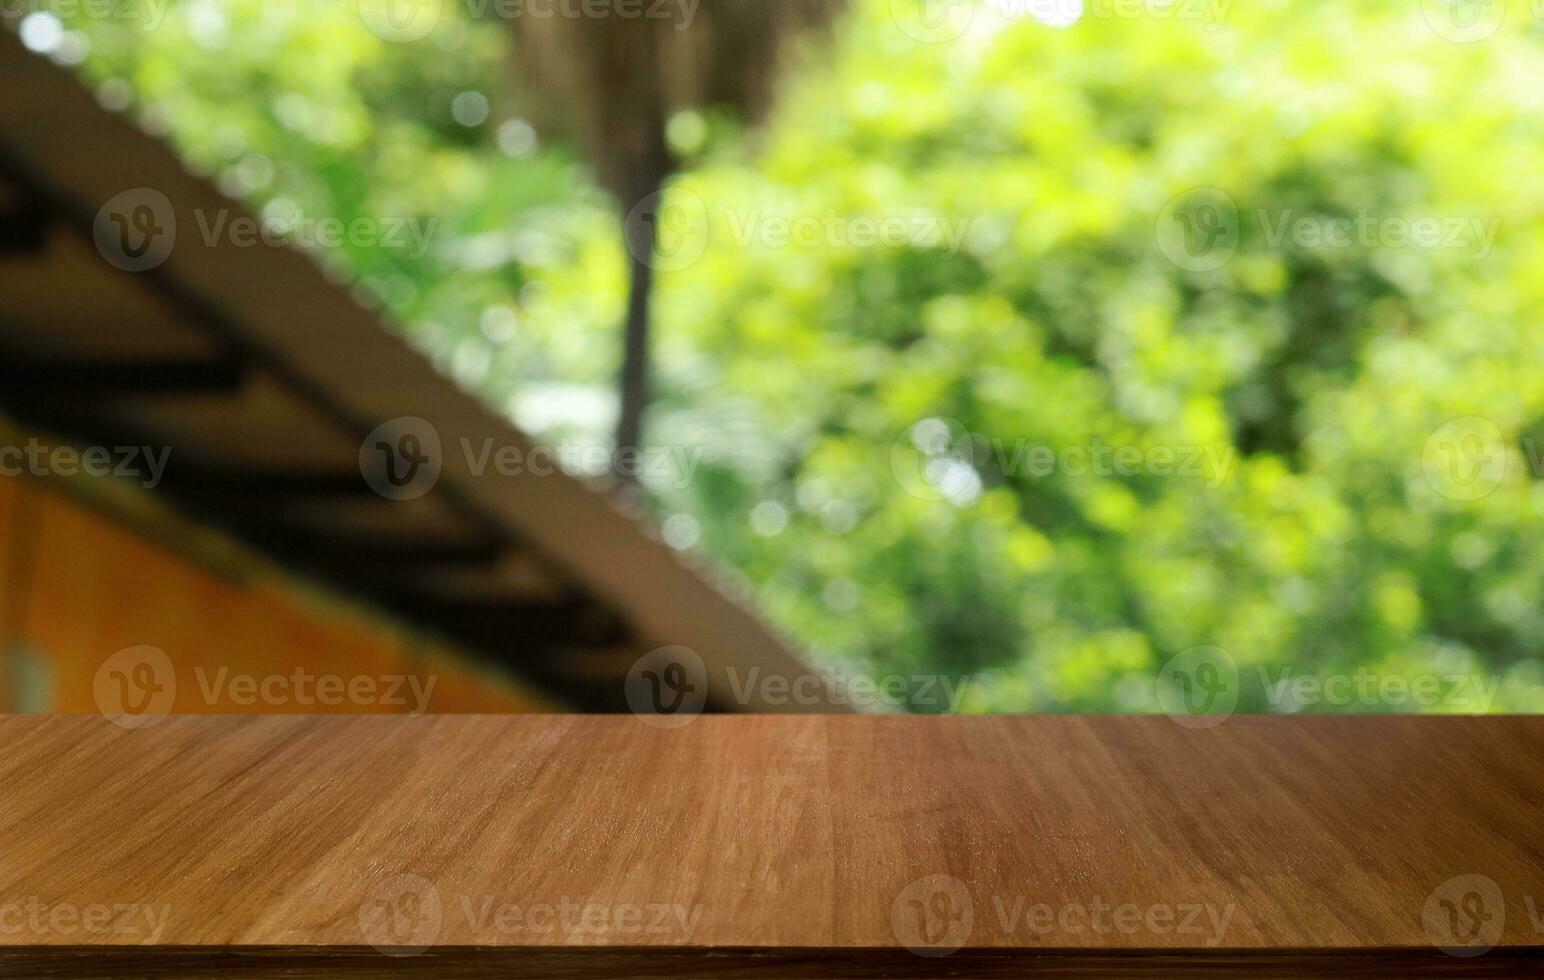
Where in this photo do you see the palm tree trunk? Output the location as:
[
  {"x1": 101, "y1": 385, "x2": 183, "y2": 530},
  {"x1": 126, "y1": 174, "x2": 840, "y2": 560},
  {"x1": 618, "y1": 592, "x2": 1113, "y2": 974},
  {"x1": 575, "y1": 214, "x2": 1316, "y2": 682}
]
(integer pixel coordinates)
[{"x1": 615, "y1": 177, "x2": 662, "y2": 487}]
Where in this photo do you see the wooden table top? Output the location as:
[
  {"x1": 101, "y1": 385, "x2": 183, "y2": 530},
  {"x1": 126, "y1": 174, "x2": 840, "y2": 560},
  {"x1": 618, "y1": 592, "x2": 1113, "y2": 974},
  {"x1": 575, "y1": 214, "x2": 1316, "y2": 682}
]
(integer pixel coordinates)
[{"x1": 1, "y1": 714, "x2": 1540, "y2": 977}]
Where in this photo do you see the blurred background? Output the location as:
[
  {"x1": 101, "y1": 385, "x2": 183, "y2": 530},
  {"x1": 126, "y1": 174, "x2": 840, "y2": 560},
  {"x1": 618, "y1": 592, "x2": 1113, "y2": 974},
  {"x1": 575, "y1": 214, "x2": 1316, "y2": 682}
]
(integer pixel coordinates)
[{"x1": 4, "y1": 0, "x2": 1544, "y2": 715}]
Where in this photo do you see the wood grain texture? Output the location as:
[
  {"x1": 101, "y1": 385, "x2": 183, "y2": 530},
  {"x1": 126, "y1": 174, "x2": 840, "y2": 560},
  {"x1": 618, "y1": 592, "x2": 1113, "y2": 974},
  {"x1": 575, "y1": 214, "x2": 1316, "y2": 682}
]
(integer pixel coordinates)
[{"x1": 1, "y1": 715, "x2": 1540, "y2": 977}]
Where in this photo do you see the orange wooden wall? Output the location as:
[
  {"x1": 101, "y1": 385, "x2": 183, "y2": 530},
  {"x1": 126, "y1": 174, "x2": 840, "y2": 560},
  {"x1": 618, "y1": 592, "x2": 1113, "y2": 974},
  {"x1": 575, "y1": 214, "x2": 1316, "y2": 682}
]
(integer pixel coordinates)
[
  {"x1": 0, "y1": 477, "x2": 550, "y2": 714},
  {"x1": 0, "y1": 474, "x2": 17, "y2": 710}
]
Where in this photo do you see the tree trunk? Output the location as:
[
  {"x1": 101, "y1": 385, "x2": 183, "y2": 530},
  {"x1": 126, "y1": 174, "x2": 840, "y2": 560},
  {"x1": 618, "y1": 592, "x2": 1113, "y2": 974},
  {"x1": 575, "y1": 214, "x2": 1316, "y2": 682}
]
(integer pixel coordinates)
[{"x1": 615, "y1": 176, "x2": 663, "y2": 488}]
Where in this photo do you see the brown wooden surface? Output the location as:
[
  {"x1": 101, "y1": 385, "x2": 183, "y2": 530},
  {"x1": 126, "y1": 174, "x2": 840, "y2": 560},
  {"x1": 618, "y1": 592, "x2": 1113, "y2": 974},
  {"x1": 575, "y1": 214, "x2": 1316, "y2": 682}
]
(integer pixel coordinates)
[{"x1": 1, "y1": 715, "x2": 1541, "y2": 977}]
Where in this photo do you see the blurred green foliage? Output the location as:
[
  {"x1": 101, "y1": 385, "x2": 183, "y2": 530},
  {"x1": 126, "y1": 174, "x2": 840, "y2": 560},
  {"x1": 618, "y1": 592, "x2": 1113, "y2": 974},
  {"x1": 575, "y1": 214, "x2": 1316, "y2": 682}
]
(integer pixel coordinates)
[{"x1": 45, "y1": 0, "x2": 1544, "y2": 712}]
